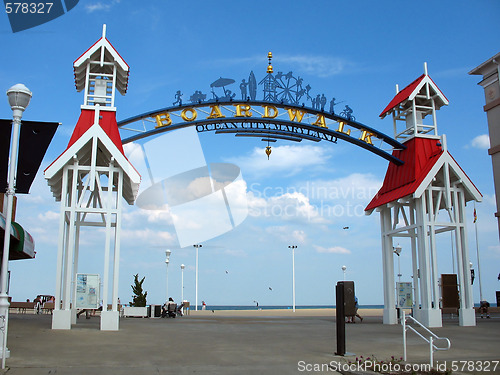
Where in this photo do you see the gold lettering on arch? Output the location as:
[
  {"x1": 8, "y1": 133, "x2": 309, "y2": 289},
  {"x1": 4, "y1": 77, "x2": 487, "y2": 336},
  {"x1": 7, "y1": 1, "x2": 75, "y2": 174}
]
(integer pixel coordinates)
[
  {"x1": 262, "y1": 105, "x2": 278, "y2": 118},
  {"x1": 359, "y1": 130, "x2": 375, "y2": 145},
  {"x1": 207, "y1": 105, "x2": 225, "y2": 119},
  {"x1": 154, "y1": 112, "x2": 172, "y2": 128},
  {"x1": 181, "y1": 108, "x2": 197, "y2": 121},
  {"x1": 235, "y1": 104, "x2": 253, "y2": 117},
  {"x1": 311, "y1": 114, "x2": 327, "y2": 128}
]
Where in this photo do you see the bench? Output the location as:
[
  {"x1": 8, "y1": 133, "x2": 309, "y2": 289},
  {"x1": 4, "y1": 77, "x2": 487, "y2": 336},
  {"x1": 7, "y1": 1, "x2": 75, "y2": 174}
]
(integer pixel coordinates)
[
  {"x1": 10, "y1": 302, "x2": 35, "y2": 314},
  {"x1": 474, "y1": 306, "x2": 500, "y2": 314},
  {"x1": 42, "y1": 302, "x2": 55, "y2": 314}
]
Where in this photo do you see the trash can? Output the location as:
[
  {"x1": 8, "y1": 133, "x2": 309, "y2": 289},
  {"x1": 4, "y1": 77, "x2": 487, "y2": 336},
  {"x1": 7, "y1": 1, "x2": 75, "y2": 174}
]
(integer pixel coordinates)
[{"x1": 149, "y1": 304, "x2": 162, "y2": 318}]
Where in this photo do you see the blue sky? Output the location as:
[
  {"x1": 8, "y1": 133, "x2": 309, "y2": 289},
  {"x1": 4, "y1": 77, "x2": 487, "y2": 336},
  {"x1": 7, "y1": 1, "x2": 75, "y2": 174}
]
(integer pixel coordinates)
[{"x1": 1, "y1": 0, "x2": 499, "y2": 307}]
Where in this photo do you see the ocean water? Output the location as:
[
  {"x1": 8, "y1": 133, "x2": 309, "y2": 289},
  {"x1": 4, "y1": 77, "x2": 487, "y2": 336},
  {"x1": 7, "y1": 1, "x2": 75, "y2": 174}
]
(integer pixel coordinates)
[{"x1": 189, "y1": 305, "x2": 384, "y2": 311}]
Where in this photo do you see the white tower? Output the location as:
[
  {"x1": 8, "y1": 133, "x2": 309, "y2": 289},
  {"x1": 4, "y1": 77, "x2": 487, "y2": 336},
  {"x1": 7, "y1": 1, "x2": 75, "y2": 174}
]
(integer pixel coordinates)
[
  {"x1": 365, "y1": 64, "x2": 481, "y2": 327},
  {"x1": 45, "y1": 25, "x2": 140, "y2": 331}
]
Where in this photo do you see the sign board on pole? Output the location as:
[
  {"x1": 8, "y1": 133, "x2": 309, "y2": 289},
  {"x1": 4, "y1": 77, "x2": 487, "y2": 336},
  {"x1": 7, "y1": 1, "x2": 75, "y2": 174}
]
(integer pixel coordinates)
[
  {"x1": 76, "y1": 274, "x2": 100, "y2": 309},
  {"x1": 397, "y1": 282, "x2": 413, "y2": 308}
]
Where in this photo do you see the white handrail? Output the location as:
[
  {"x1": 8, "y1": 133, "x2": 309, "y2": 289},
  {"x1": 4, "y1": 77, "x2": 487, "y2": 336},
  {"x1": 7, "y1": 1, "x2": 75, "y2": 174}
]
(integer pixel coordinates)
[{"x1": 402, "y1": 311, "x2": 451, "y2": 367}]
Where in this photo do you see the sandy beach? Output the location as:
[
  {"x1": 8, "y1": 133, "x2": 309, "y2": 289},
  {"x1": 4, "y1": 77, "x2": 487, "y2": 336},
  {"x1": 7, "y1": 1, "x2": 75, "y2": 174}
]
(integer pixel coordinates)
[{"x1": 188, "y1": 307, "x2": 384, "y2": 317}]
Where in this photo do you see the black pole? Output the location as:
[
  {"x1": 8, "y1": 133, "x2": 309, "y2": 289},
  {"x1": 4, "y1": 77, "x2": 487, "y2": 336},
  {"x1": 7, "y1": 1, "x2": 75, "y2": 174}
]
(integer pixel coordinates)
[{"x1": 335, "y1": 282, "x2": 345, "y2": 356}]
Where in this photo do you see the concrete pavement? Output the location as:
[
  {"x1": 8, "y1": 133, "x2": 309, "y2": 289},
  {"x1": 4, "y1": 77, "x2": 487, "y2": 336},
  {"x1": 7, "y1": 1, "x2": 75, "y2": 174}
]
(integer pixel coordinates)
[{"x1": 1, "y1": 311, "x2": 499, "y2": 374}]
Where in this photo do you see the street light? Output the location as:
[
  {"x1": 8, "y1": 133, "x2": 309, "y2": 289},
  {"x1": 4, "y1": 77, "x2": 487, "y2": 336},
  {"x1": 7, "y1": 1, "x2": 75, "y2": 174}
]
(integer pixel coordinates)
[
  {"x1": 1, "y1": 84, "x2": 32, "y2": 368},
  {"x1": 470, "y1": 261, "x2": 475, "y2": 286},
  {"x1": 165, "y1": 249, "x2": 171, "y2": 301},
  {"x1": 193, "y1": 244, "x2": 202, "y2": 310},
  {"x1": 180, "y1": 264, "x2": 185, "y2": 304},
  {"x1": 288, "y1": 245, "x2": 297, "y2": 312},
  {"x1": 393, "y1": 244, "x2": 402, "y2": 283},
  {"x1": 341, "y1": 265, "x2": 346, "y2": 281}
]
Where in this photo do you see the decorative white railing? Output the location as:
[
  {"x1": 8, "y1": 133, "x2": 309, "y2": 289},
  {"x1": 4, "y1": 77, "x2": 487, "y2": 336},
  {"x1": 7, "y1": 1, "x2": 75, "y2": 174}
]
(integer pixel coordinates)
[{"x1": 402, "y1": 311, "x2": 451, "y2": 367}]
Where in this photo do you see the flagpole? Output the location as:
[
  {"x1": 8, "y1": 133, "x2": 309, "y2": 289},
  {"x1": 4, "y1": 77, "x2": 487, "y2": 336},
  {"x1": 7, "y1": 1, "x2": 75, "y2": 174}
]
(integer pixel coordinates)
[{"x1": 474, "y1": 202, "x2": 484, "y2": 302}]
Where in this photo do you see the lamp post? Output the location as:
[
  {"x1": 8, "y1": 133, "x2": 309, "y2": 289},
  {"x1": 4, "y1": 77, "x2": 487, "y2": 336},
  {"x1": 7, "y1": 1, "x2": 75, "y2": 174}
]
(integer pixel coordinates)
[
  {"x1": 341, "y1": 265, "x2": 346, "y2": 281},
  {"x1": 393, "y1": 244, "x2": 402, "y2": 283},
  {"x1": 180, "y1": 264, "x2": 185, "y2": 303},
  {"x1": 193, "y1": 244, "x2": 202, "y2": 310},
  {"x1": 288, "y1": 245, "x2": 297, "y2": 312},
  {"x1": 165, "y1": 250, "x2": 171, "y2": 301},
  {"x1": 1, "y1": 84, "x2": 31, "y2": 368}
]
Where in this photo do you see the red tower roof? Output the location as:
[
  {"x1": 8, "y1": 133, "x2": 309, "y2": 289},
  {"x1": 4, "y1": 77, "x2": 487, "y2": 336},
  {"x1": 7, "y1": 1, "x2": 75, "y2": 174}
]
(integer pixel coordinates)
[
  {"x1": 365, "y1": 137, "x2": 443, "y2": 211},
  {"x1": 67, "y1": 109, "x2": 124, "y2": 154},
  {"x1": 379, "y1": 74, "x2": 448, "y2": 119}
]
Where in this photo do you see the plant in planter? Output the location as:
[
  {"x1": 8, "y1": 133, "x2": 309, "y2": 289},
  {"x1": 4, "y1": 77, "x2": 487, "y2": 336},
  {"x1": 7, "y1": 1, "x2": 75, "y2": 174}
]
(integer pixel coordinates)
[{"x1": 131, "y1": 273, "x2": 148, "y2": 307}]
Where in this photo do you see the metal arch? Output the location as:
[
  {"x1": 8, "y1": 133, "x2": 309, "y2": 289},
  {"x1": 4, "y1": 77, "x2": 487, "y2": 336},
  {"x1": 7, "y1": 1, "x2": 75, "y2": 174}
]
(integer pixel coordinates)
[{"x1": 117, "y1": 100, "x2": 405, "y2": 165}]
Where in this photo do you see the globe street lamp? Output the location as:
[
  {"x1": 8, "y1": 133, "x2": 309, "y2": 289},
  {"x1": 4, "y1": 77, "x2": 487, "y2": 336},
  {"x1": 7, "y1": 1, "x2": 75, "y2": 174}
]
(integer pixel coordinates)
[
  {"x1": 1, "y1": 84, "x2": 32, "y2": 368},
  {"x1": 193, "y1": 244, "x2": 202, "y2": 310},
  {"x1": 341, "y1": 265, "x2": 347, "y2": 281},
  {"x1": 180, "y1": 264, "x2": 185, "y2": 304},
  {"x1": 165, "y1": 249, "x2": 171, "y2": 301},
  {"x1": 288, "y1": 245, "x2": 297, "y2": 312}
]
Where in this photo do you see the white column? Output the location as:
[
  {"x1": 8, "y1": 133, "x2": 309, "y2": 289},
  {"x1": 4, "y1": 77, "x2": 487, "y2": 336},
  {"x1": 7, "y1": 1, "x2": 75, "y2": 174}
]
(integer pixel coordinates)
[
  {"x1": 71, "y1": 220, "x2": 81, "y2": 325},
  {"x1": 53, "y1": 161, "x2": 78, "y2": 330},
  {"x1": 415, "y1": 194, "x2": 441, "y2": 327},
  {"x1": 409, "y1": 201, "x2": 420, "y2": 320},
  {"x1": 426, "y1": 189, "x2": 441, "y2": 313},
  {"x1": 112, "y1": 168, "x2": 123, "y2": 313},
  {"x1": 101, "y1": 162, "x2": 119, "y2": 331},
  {"x1": 54, "y1": 165, "x2": 69, "y2": 313},
  {"x1": 381, "y1": 208, "x2": 397, "y2": 324},
  {"x1": 457, "y1": 189, "x2": 476, "y2": 326}
]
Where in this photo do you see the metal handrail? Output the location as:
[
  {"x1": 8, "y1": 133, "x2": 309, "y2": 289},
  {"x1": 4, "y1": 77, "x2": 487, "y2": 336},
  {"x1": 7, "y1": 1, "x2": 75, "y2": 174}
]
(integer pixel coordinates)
[{"x1": 402, "y1": 311, "x2": 451, "y2": 367}]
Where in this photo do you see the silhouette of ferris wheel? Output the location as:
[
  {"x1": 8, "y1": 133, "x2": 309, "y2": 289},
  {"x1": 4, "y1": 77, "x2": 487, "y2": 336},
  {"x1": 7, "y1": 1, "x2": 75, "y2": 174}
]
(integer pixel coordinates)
[{"x1": 274, "y1": 71, "x2": 308, "y2": 105}]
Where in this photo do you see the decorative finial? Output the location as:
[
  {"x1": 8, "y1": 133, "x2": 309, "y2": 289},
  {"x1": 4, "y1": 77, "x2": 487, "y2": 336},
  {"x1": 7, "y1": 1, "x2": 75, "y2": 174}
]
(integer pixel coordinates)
[
  {"x1": 424, "y1": 61, "x2": 428, "y2": 76},
  {"x1": 102, "y1": 24, "x2": 107, "y2": 39},
  {"x1": 265, "y1": 145, "x2": 272, "y2": 159},
  {"x1": 267, "y1": 51, "x2": 273, "y2": 74}
]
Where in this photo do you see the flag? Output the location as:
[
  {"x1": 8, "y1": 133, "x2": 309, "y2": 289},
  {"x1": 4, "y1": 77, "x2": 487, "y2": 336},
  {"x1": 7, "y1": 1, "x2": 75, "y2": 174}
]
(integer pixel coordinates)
[{"x1": 473, "y1": 208, "x2": 477, "y2": 223}]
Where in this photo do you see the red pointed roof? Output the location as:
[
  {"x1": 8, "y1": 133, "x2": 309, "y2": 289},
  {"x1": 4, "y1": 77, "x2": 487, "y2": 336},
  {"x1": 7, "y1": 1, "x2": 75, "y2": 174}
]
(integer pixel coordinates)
[
  {"x1": 379, "y1": 74, "x2": 425, "y2": 118},
  {"x1": 67, "y1": 109, "x2": 124, "y2": 154},
  {"x1": 365, "y1": 137, "x2": 443, "y2": 211},
  {"x1": 379, "y1": 74, "x2": 449, "y2": 119}
]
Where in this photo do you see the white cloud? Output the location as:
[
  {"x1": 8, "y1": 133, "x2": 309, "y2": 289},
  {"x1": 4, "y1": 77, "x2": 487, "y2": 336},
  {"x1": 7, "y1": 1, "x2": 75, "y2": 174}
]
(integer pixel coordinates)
[
  {"x1": 85, "y1": 0, "x2": 121, "y2": 12},
  {"x1": 470, "y1": 134, "x2": 490, "y2": 150},
  {"x1": 227, "y1": 144, "x2": 331, "y2": 177},
  {"x1": 205, "y1": 54, "x2": 350, "y2": 78},
  {"x1": 291, "y1": 230, "x2": 307, "y2": 244},
  {"x1": 278, "y1": 55, "x2": 349, "y2": 78},
  {"x1": 37, "y1": 210, "x2": 60, "y2": 222},
  {"x1": 314, "y1": 245, "x2": 351, "y2": 254},
  {"x1": 299, "y1": 173, "x2": 382, "y2": 203},
  {"x1": 252, "y1": 191, "x2": 328, "y2": 224},
  {"x1": 265, "y1": 226, "x2": 308, "y2": 244},
  {"x1": 121, "y1": 228, "x2": 176, "y2": 245}
]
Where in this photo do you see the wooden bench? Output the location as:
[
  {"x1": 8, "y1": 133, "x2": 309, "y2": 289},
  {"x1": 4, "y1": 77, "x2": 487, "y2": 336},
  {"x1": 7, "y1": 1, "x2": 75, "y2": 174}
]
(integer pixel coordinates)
[
  {"x1": 42, "y1": 302, "x2": 55, "y2": 314},
  {"x1": 10, "y1": 302, "x2": 35, "y2": 314},
  {"x1": 474, "y1": 306, "x2": 500, "y2": 314}
]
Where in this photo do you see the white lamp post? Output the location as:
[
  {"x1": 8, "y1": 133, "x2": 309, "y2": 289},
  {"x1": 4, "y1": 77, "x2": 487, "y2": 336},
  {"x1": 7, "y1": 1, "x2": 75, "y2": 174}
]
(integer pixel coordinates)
[
  {"x1": 342, "y1": 265, "x2": 346, "y2": 281},
  {"x1": 288, "y1": 245, "x2": 297, "y2": 312},
  {"x1": 165, "y1": 249, "x2": 171, "y2": 301},
  {"x1": 1, "y1": 84, "x2": 31, "y2": 368},
  {"x1": 180, "y1": 264, "x2": 185, "y2": 303},
  {"x1": 193, "y1": 244, "x2": 202, "y2": 310},
  {"x1": 393, "y1": 244, "x2": 402, "y2": 283}
]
